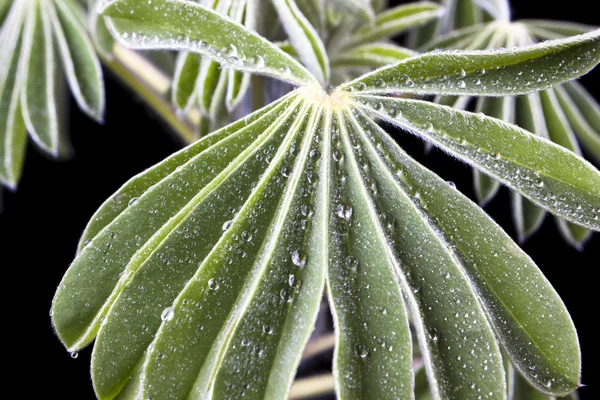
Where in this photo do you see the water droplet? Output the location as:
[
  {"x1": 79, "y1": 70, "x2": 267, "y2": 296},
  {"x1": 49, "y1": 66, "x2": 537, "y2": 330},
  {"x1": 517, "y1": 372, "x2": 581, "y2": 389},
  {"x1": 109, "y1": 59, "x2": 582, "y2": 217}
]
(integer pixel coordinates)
[
  {"x1": 280, "y1": 289, "x2": 293, "y2": 303},
  {"x1": 208, "y1": 278, "x2": 220, "y2": 291},
  {"x1": 161, "y1": 307, "x2": 174, "y2": 322},
  {"x1": 354, "y1": 343, "x2": 369, "y2": 358},
  {"x1": 428, "y1": 327, "x2": 439, "y2": 342},
  {"x1": 263, "y1": 325, "x2": 273, "y2": 335},
  {"x1": 336, "y1": 204, "x2": 353, "y2": 220},
  {"x1": 222, "y1": 220, "x2": 234, "y2": 232},
  {"x1": 457, "y1": 80, "x2": 466, "y2": 89},
  {"x1": 128, "y1": 197, "x2": 139, "y2": 206},
  {"x1": 70, "y1": 352, "x2": 79, "y2": 359},
  {"x1": 344, "y1": 256, "x2": 359, "y2": 273},
  {"x1": 291, "y1": 250, "x2": 307, "y2": 267},
  {"x1": 447, "y1": 181, "x2": 456, "y2": 189}
]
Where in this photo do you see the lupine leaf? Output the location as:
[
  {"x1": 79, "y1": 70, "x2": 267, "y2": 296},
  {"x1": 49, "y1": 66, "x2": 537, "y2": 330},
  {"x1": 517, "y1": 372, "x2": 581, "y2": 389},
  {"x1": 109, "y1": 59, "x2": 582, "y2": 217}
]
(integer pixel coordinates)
[
  {"x1": 345, "y1": 110, "x2": 505, "y2": 399},
  {"x1": 331, "y1": 43, "x2": 415, "y2": 69},
  {"x1": 101, "y1": 0, "x2": 317, "y2": 86},
  {"x1": 558, "y1": 82, "x2": 600, "y2": 163},
  {"x1": 512, "y1": 94, "x2": 548, "y2": 241},
  {"x1": 352, "y1": 107, "x2": 580, "y2": 395},
  {"x1": 271, "y1": 0, "x2": 330, "y2": 84},
  {"x1": 0, "y1": 4, "x2": 28, "y2": 188},
  {"x1": 475, "y1": 0, "x2": 510, "y2": 22},
  {"x1": 88, "y1": 0, "x2": 115, "y2": 58},
  {"x1": 341, "y1": 30, "x2": 600, "y2": 96},
  {"x1": 172, "y1": 52, "x2": 201, "y2": 111},
  {"x1": 473, "y1": 96, "x2": 513, "y2": 205},
  {"x1": 344, "y1": 2, "x2": 445, "y2": 48},
  {"x1": 419, "y1": 23, "x2": 486, "y2": 51},
  {"x1": 92, "y1": 98, "x2": 315, "y2": 399},
  {"x1": 51, "y1": 0, "x2": 105, "y2": 121},
  {"x1": 540, "y1": 89, "x2": 593, "y2": 248},
  {"x1": 327, "y1": 111, "x2": 413, "y2": 399},
  {"x1": 356, "y1": 96, "x2": 600, "y2": 231},
  {"x1": 20, "y1": 2, "x2": 60, "y2": 155},
  {"x1": 54, "y1": 95, "x2": 298, "y2": 351},
  {"x1": 329, "y1": 0, "x2": 375, "y2": 22},
  {"x1": 524, "y1": 19, "x2": 598, "y2": 40}
]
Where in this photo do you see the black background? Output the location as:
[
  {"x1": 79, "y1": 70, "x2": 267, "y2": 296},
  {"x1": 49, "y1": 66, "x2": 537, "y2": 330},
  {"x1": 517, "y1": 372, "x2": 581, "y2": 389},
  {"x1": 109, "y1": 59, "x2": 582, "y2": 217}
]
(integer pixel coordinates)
[{"x1": 0, "y1": 0, "x2": 597, "y2": 398}]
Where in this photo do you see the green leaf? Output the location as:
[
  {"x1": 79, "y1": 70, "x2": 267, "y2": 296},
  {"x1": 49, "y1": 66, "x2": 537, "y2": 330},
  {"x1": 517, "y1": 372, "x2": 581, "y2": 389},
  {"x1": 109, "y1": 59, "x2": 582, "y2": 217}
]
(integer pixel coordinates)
[
  {"x1": 355, "y1": 96, "x2": 600, "y2": 231},
  {"x1": 343, "y1": 110, "x2": 505, "y2": 399},
  {"x1": 540, "y1": 89, "x2": 593, "y2": 248},
  {"x1": 88, "y1": 0, "x2": 115, "y2": 58},
  {"x1": 419, "y1": 23, "x2": 487, "y2": 51},
  {"x1": 172, "y1": 52, "x2": 201, "y2": 111},
  {"x1": 327, "y1": 111, "x2": 413, "y2": 399},
  {"x1": 331, "y1": 43, "x2": 415, "y2": 69},
  {"x1": 409, "y1": 0, "x2": 482, "y2": 49},
  {"x1": 354, "y1": 108, "x2": 580, "y2": 396},
  {"x1": 475, "y1": 0, "x2": 510, "y2": 22},
  {"x1": 20, "y1": 2, "x2": 60, "y2": 155},
  {"x1": 101, "y1": 0, "x2": 318, "y2": 87},
  {"x1": 272, "y1": 0, "x2": 330, "y2": 84},
  {"x1": 341, "y1": 30, "x2": 600, "y2": 97},
  {"x1": 295, "y1": 0, "x2": 326, "y2": 31},
  {"x1": 330, "y1": 0, "x2": 375, "y2": 22},
  {"x1": 473, "y1": 96, "x2": 514, "y2": 205},
  {"x1": 556, "y1": 82, "x2": 600, "y2": 163},
  {"x1": 53, "y1": 95, "x2": 298, "y2": 351},
  {"x1": 524, "y1": 19, "x2": 598, "y2": 40},
  {"x1": 91, "y1": 98, "x2": 318, "y2": 399},
  {"x1": 512, "y1": 93, "x2": 549, "y2": 242},
  {"x1": 0, "y1": 3, "x2": 28, "y2": 188},
  {"x1": 343, "y1": 2, "x2": 445, "y2": 48},
  {"x1": 51, "y1": 0, "x2": 105, "y2": 121}
]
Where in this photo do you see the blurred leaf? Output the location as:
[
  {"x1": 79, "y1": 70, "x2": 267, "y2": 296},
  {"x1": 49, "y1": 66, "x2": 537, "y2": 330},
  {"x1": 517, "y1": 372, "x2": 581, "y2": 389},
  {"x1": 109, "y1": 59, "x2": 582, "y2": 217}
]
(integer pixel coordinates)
[
  {"x1": 344, "y1": 2, "x2": 445, "y2": 47},
  {"x1": 272, "y1": 0, "x2": 330, "y2": 84},
  {"x1": 331, "y1": 43, "x2": 415, "y2": 69}
]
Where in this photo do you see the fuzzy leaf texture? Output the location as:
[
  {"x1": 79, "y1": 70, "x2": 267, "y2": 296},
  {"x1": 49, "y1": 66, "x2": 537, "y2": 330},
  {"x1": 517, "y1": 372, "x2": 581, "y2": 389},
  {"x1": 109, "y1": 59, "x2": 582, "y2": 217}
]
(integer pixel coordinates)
[
  {"x1": 0, "y1": 0, "x2": 104, "y2": 188},
  {"x1": 53, "y1": 5, "x2": 600, "y2": 397}
]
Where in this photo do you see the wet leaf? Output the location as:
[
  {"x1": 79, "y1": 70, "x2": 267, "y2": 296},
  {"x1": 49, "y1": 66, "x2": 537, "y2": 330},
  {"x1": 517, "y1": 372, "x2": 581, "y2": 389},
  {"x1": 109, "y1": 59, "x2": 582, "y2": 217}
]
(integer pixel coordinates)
[{"x1": 101, "y1": 0, "x2": 317, "y2": 86}]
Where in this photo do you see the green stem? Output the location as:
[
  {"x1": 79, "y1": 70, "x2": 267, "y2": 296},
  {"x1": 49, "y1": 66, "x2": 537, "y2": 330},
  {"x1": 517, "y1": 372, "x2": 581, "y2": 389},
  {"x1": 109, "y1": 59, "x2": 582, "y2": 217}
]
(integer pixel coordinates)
[{"x1": 100, "y1": 45, "x2": 199, "y2": 145}]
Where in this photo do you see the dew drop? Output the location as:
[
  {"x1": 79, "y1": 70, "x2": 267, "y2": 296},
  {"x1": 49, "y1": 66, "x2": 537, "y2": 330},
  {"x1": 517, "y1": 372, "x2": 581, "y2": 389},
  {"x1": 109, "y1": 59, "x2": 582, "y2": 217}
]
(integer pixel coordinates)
[
  {"x1": 161, "y1": 306, "x2": 174, "y2": 322},
  {"x1": 222, "y1": 220, "x2": 234, "y2": 232},
  {"x1": 291, "y1": 250, "x2": 307, "y2": 267},
  {"x1": 128, "y1": 197, "x2": 139, "y2": 206},
  {"x1": 70, "y1": 351, "x2": 79, "y2": 359},
  {"x1": 263, "y1": 325, "x2": 273, "y2": 335},
  {"x1": 354, "y1": 343, "x2": 369, "y2": 358},
  {"x1": 344, "y1": 256, "x2": 359, "y2": 273},
  {"x1": 208, "y1": 278, "x2": 220, "y2": 291},
  {"x1": 336, "y1": 204, "x2": 353, "y2": 220}
]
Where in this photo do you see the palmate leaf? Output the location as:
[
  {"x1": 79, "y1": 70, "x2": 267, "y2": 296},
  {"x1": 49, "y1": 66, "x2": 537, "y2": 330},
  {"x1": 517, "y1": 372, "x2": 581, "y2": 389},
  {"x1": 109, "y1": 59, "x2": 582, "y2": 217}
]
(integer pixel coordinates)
[
  {"x1": 272, "y1": 0, "x2": 330, "y2": 84},
  {"x1": 0, "y1": 0, "x2": 104, "y2": 188},
  {"x1": 53, "y1": 2, "x2": 600, "y2": 399},
  {"x1": 420, "y1": 15, "x2": 599, "y2": 247}
]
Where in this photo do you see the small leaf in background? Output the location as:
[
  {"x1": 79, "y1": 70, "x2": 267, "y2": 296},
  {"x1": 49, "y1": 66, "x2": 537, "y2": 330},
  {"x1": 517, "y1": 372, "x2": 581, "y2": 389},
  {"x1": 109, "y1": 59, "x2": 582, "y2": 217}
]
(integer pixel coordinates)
[
  {"x1": 101, "y1": 0, "x2": 318, "y2": 87},
  {"x1": 0, "y1": 0, "x2": 105, "y2": 188},
  {"x1": 272, "y1": 0, "x2": 330, "y2": 84},
  {"x1": 344, "y1": 2, "x2": 445, "y2": 48}
]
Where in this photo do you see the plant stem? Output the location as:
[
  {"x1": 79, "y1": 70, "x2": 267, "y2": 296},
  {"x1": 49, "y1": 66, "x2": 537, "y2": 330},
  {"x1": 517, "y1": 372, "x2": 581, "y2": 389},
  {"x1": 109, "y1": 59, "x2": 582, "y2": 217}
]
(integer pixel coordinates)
[{"x1": 100, "y1": 44, "x2": 199, "y2": 145}]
